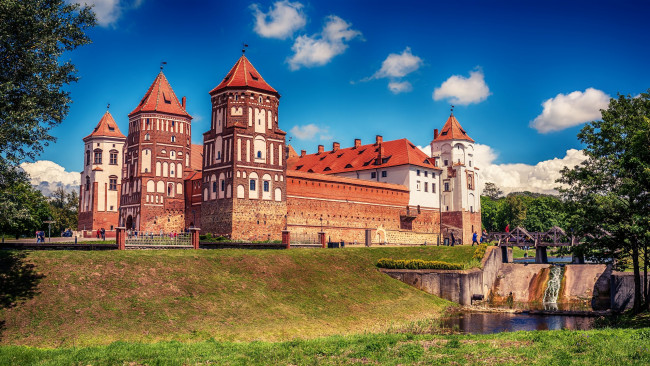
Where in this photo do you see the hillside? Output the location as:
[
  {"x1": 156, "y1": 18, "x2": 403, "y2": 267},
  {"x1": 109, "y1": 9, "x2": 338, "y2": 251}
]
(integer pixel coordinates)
[{"x1": 0, "y1": 246, "x2": 474, "y2": 347}]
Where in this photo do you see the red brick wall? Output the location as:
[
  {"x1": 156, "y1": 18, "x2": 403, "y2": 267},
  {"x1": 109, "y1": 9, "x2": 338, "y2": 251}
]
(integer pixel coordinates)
[{"x1": 441, "y1": 210, "x2": 482, "y2": 245}]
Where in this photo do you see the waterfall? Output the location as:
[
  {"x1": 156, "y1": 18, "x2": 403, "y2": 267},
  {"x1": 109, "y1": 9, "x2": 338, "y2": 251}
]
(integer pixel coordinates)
[{"x1": 543, "y1": 266, "x2": 562, "y2": 309}]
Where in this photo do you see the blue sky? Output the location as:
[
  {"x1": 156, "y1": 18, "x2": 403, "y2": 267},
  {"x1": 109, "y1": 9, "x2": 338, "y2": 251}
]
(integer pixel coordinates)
[{"x1": 23, "y1": 0, "x2": 650, "y2": 195}]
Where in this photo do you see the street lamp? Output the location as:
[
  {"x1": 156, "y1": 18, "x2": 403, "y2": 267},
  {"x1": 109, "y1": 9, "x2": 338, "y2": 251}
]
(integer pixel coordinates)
[{"x1": 43, "y1": 219, "x2": 55, "y2": 243}]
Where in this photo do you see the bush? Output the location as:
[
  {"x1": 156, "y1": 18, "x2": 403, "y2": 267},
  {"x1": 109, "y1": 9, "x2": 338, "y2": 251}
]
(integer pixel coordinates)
[
  {"x1": 376, "y1": 258, "x2": 463, "y2": 270},
  {"x1": 472, "y1": 243, "x2": 488, "y2": 261}
]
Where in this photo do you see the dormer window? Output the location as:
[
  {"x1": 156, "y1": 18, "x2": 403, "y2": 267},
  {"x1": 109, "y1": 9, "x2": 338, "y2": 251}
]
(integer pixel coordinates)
[
  {"x1": 108, "y1": 125, "x2": 115, "y2": 131},
  {"x1": 249, "y1": 72, "x2": 259, "y2": 81}
]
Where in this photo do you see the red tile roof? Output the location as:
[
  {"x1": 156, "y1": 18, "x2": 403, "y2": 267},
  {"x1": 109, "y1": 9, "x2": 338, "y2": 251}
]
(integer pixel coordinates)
[
  {"x1": 287, "y1": 138, "x2": 440, "y2": 175},
  {"x1": 209, "y1": 55, "x2": 279, "y2": 96},
  {"x1": 83, "y1": 111, "x2": 125, "y2": 141},
  {"x1": 190, "y1": 144, "x2": 203, "y2": 171},
  {"x1": 129, "y1": 71, "x2": 191, "y2": 118},
  {"x1": 433, "y1": 113, "x2": 474, "y2": 142}
]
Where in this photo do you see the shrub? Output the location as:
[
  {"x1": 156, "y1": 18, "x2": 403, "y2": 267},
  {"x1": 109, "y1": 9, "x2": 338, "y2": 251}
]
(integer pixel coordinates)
[
  {"x1": 472, "y1": 243, "x2": 488, "y2": 261},
  {"x1": 376, "y1": 258, "x2": 463, "y2": 270}
]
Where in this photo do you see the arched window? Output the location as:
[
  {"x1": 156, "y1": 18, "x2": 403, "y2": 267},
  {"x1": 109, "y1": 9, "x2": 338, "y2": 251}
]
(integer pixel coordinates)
[
  {"x1": 93, "y1": 149, "x2": 102, "y2": 164},
  {"x1": 171, "y1": 136, "x2": 176, "y2": 142},
  {"x1": 212, "y1": 181, "x2": 217, "y2": 193},
  {"x1": 85, "y1": 176, "x2": 90, "y2": 191}
]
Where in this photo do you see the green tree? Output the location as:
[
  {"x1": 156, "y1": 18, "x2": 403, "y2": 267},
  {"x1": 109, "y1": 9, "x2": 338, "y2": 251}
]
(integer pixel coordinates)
[
  {"x1": 0, "y1": 0, "x2": 95, "y2": 184},
  {"x1": 0, "y1": 175, "x2": 52, "y2": 239},
  {"x1": 482, "y1": 182, "x2": 503, "y2": 200},
  {"x1": 48, "y1": 187, "x2": 78, "y2": 234},
  {"x1": 500, "y1": 195, "x2": 527, "y2": 229},
  {"x1": 559, "y1": 91, "x2": 650, "y2": 314}
]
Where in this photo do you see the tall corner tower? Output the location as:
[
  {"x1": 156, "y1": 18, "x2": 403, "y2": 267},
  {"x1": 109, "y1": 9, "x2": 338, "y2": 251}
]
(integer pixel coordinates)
[
  {"x1": 119, "y1": 71, "x2": 193, "y2": 232},
  {"x1": 78, "y1": 110, "x2": 126, "y2": 233},
  {"x1": 201, "y1": 55, "x2": 287, "y2": 240},
  {"x1": 429, "y1": 113, "x2": 481, "y2": 244}
]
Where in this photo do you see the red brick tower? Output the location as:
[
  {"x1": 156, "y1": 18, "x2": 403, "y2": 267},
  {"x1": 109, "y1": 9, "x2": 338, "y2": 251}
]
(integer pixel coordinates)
[
  {"x1": 201, "y1": 55, "x2": 287, "y2": 240},
  {"x1": 119, "y1": 71, "x2": 193, "y2": 232},
  {"x1": 78, "y1": 111, "x2": 126, "y2": 234}
]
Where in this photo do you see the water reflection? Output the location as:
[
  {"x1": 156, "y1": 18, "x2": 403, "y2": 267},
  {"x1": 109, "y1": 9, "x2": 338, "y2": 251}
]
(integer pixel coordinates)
[{"x1": 440, "y1": 312, "x2": 594, "y2": 334}]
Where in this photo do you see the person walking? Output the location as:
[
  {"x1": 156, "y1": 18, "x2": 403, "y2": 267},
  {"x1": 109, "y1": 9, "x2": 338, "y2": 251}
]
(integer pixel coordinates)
[
  {"x1": 100, "y1": 228, "x2": 105, "y2": 240},
  {"x1": 505, "y1": 224, "x2": 510, "y2": 233},
  {"x1": 451, "y1": 232, "x2": 456, "y2": 246},
  {"x1": 472, "y1": 231, "x2": 479, "y2": 246}
]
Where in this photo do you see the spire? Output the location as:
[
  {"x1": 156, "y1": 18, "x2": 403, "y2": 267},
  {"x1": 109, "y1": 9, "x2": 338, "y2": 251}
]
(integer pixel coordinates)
[
  {"x1": 209, "y1": 55, "x2": 279, "y2": 96},
  {"x1": 83, "y1": 110, "x2": 125, "y2": 141},
  {"x1": 433, "y1": 113, "x2": 474, "y2": 142},
  {"x1": 129, "y1": 71, "x2": 191, "y2": 118}
]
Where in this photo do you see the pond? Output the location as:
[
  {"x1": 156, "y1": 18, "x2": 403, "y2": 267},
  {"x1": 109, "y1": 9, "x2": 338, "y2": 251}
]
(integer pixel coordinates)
[{"x1": 440, "y1": 312, "x2": 595, "y2": 334}]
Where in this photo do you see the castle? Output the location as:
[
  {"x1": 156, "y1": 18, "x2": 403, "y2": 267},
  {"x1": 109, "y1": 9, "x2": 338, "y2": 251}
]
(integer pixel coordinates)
[{"x1": 79, "y1": 55, "x2": 481, "y2": 244}]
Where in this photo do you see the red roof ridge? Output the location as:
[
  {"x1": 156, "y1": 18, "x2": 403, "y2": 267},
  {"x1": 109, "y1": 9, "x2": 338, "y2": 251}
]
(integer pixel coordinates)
[
  {"x1": 287, "y1": 170, "x2": 409, "y2": 191},
  {"x1": 433, "y1": 113, "x2": 474, "y2": 143},
  {"x1": 129, "y1": 71, "x2": 191, "y2": 118},
  {"x1": 83, "y1": 111, "x2": 125, "y2": 141},
  {"x1": 209, "y1": 55, "x2": 279, "y2": 96}
]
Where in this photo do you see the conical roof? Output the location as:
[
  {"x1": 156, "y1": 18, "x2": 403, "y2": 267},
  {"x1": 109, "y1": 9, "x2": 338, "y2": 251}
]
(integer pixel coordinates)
[
  {"x1": 129, "y1": 71, "x2": 191, "y2": 118},
  {"x1": 209, "y1": 55, "x2": 279, "y2": 96},
  {"x1": 83, "y1": 111, "x2": 125, "y2": 141},
  {"x1": 433, "y1": 113, "x2": 474, "y2": 142}
]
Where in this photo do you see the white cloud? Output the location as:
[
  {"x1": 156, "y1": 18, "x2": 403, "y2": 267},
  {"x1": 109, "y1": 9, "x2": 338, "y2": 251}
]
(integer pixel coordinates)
[
  {"x1": 373, "y1": 47, "x2": 422, "y2": 79},
  {"x1": 417, "y1": 144, "x2": 587, "y2": 195},
  {"x1": 388, "y1": 81, "x2": 412, "y2": 94},
  {"x1": 20, "y1": 160, "x2": 81, "y2": 197},
  {"x1": 530, "y1": 88, "x2": 610, "y2": 133},
  {"x1": 433, "y1": 68, "x2": 491, "y2": 105},
  {"x1": 290, "y1": 124, "x2": 332, "y2": 140},
  {"x1": 288, "y1": 15, "x2": 362, "y2": 70},
  {"x1": 251, "y1": 1, "x2": 306, "y2": 39},
  {"x1": 69, "y1": 0, "x2": 143, "y2": 27}
]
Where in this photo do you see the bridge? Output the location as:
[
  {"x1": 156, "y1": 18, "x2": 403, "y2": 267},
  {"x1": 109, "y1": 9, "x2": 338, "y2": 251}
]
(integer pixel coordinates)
[{"x1": 486, "y1": 226, "x2": 590, "y2": 264}]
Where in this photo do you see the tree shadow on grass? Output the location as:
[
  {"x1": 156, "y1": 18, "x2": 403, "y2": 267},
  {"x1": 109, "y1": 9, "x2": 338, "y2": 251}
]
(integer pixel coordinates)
[{"x1": 0, "y1": 250, "x2": 44, "y2": 340}]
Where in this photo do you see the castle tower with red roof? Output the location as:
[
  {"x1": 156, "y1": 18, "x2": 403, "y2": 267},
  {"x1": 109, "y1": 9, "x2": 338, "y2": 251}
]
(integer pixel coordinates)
[
  {"x1": 118, "y1": 71, "x2": 193, "y2": 232},
  {"x1": 78, "y1": 110, "x2": 126, "y2": 235},
  {"x1": 430, "y1": 113, "x2": 481, "y2": 244},
  {"x1": 201, "y1": 55, "x2": 287, "y2": 240}
]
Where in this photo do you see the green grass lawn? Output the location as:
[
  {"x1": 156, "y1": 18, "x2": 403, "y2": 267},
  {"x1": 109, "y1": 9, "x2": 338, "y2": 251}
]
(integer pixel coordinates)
[
  {"x1": 2, "y1": 328, "x2": 649, "y2": 365},
  {"x1": 0, "y1": 246, "x2": 474, "y2": 348}
]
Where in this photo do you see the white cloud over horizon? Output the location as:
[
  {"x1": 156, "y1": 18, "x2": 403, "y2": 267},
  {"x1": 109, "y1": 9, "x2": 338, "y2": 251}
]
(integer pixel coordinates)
[
  {"x1": 530, "y1": 88, "x2": 610, "y2": 133},
  {"x1": 69, "y1": 0, "x2": 143, "y2": 27},
  {"x1": 418, "y1": 144, "x2": 587, "y2": 195},
  {"x1": 433, "y1": 68, "x2": 491, "y2": 105},
  {"x1": 289, "y1": 124, "x2": 332, "y2": 141},
  {"x1": 20, "y1": 161, "x2": 81, "y2": 197},
  {"x1": 251, "y1": 1, "x2": 307, "y2": 39},
  {"x1": 288, "y1": 15, "x2": 362, "y2": 70}
]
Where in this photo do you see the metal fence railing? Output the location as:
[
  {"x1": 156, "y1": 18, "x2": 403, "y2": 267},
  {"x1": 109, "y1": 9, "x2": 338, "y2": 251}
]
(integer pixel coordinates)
[{"x1": 125, "y1": 232, "x2": 191, "y2": 247}]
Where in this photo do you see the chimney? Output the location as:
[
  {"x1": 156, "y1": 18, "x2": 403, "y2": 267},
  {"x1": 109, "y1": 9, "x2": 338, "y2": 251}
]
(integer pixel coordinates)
[
  {"x1": 300, "y1": 150, "x2": 306, "y2": 157},
  {"x1": 376, "y1": 135, "x2": 383, "y2": 145},
  {"x1": 354, "y1": 138, "x2": 361, "y2": 148},
  {"x1": 333, "y1": 142, "x2": 340, "y2": 151},
  {"x1": 182, "y1": 96, "x2": 186, "y2": 109},
  {"x1": 434, "y1": 129, "x2": 439, "y2": 140},
  {"x1": 318, "y1": 145, "x2": 324, "y2": 154}
]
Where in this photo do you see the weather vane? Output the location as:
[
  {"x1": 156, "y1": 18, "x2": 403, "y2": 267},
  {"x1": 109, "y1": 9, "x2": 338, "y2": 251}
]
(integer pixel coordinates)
[
  {"x1": 242, "y1": 43, "x2": 249, "y2": 54},
  {"x1": 450, "y1": 105, "x2": 455, "y2": 113},
  {"x1": 160, "y1": 61, "x2": 167, "y2": 70},
  {"x1": 107, "y1": 103, "x2": 110, "y2": 110}
]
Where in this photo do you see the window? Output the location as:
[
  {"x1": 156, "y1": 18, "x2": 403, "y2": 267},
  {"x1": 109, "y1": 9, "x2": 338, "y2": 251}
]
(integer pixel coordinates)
[
  {"x1": 93, "y1": 150, "x2": 102, "y2": 164},
  {"x1": 212, "y1": 181, "x2": 217, "y2": 193},
  {"x1": 263, "y1": 181, "x2": 269, "y2": 192},
  {"x1": 259, "y1": 96, "x2": 263, "y2": 103},
  {"x1": 469, "y1": 161, "x2": 472, "y2": 167},
  {"x1": 444, "y1": 181, "x2": 450, "y2": 191},
  {"x1": 257, "y1": 151, "x2": 262, "y2": 158},
  {"x1": 168, "y1": 185, "x2": 172, "y2": 196},
  {"x1": 424, "y1": 182, "x2": 428, "y2": 192},
  {"x1": 444, "y1": 160, "x2": 448, "y2": 166},
  {"x1": 234, "y1": 94, "x2": 239, "y2": 101},
  {"x1": 416, "y1": 180, "x2": 421, "y2": 191},
  {"x1": 109, "y1": 151, "x2": 118, "y2": 165},
  {"x1": 381, "y1": 171, "x2": 387, "y2": 178},
  {"x1": 171, "y1": 121, "x2": 175, "y2": 127},
  {"x1": 217, "y1": 151, "x2": 221, "y2": 160},
  {"x1": 371, "y1": 172, "x2": 377, "y2": 178},
  {"x1": 109, "y1": 176, "x2": 117, "y2": 190},
  {"x1": 250, "y1": 179, "x2": 256, "y2": 191},
  {"x1": 145, "y1": 133, "x2": 150, "y2": 141},
  {"x1": 432, "y1": 183, "x2": 436, "y2": 193},
  {"x1": 416, "y1": 169, "x2": 420, "y2": 176},
  {"x1": 171, "y1": 136, "x2": 176, "y2": 142},
  {"x1": 85, "y1": 176, "x2": 90, "y2": 191},
  {"x1": 86, "y1": 151, "x2": 90, "y2": 166},
  {"x1": 424, "y1": 171, "x2": 428, "y2": 177},
  {"x1": 221, "y1": 179, "x2": 225, "y2": 192}
]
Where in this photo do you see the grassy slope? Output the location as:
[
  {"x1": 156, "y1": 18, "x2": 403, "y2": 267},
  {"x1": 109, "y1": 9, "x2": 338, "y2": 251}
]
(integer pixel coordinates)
[
  {"x1": 0, "y1": 246, "x2": 474, "y2": 347},
  {"x1": 2, "y1": 328, "x2": 650, "y2": 365}
]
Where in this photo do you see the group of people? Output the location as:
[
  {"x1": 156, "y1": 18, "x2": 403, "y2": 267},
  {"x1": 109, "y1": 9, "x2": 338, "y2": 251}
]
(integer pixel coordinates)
[
  {"x1": 35, "y1": 230, "x2": 46, "y2": 243},
  {"x1": 95, "y1": 228, "x2": 106, "y2": 240}
]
